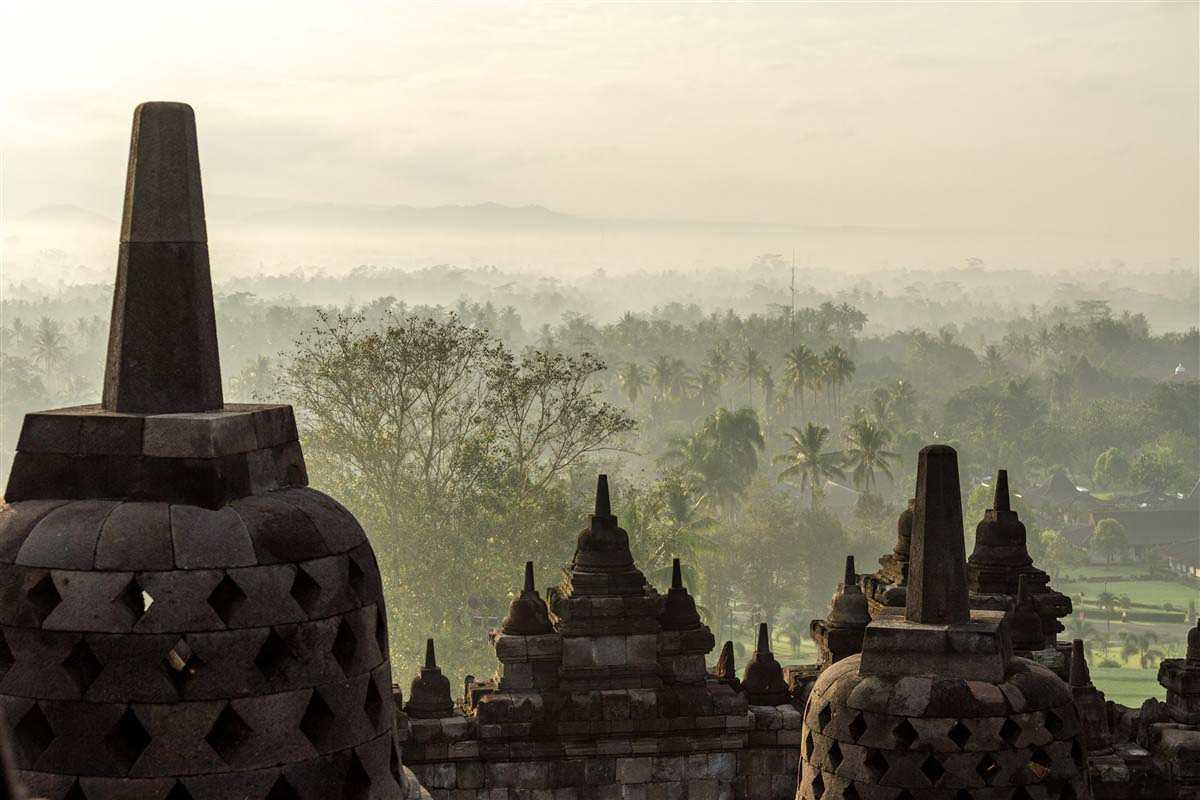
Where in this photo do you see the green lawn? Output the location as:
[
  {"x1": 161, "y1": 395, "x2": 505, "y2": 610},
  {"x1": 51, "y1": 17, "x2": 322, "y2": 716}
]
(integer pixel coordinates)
[
  {"x1": 1090, "y1": 665, "x2": 1164, "y2": 707},
  {"x1": 1061, "y1": 579, "x2": 1197, "y2": 610}
]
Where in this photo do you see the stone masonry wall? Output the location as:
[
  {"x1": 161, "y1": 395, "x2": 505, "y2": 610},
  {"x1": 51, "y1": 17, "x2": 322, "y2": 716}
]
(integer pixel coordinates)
[{"x1": 399, "y1": 700, "x2": 801, "y2": 799}]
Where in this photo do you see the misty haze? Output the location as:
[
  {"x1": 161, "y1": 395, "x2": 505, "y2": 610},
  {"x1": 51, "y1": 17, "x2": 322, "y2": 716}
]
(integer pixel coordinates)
[{"x1": 0, "y1": 4, "x2": 1198, "y2": 800}]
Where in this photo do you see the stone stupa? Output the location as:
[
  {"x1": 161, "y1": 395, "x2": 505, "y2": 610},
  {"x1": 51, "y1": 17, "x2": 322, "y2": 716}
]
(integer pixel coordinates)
[
  {"x1": 0, "y1": 102, "x2": 408, "y2": 799},
  {"x1": 797, "y1": 445, "x2": 1091, "y2": 800}
]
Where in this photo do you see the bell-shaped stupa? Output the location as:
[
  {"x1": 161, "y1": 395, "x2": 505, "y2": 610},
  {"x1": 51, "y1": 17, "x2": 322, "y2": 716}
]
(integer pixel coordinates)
[
  {"x1": 797, "y1": 445, "x2": 1091, "y2": 800},
  {"x1": 0, "y1": 103, "x2": 405, "y2": 799}
]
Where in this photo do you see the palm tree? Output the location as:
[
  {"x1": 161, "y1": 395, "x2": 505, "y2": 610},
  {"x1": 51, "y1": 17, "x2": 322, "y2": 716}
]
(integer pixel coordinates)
[
  {"x1": 619, "y1": 362, "x2": 649, "y2": 406},
  {"x1": 30, "y1": 317, "x2": 69, "y2": 382},
  {"x1": 821, "y1": 345, "x2": 855, "y2": 413},
  {"x1": 737, "y1": 347, "x2": 765, "y2": 409},
  {"x1": 842, "y1": 419, "x2": 899, "y2": 494},
  {"x1": 982, "y1": 344, "x2": 1006, "y2": 373},
  {"x1": 652, "y1": 355, "x2": 674, "y2": 401},
  {"x1": 705, "y1": 341, "x2": 733, "y2": 399},
  {"x1": 783, "y1": 345, "x2": 818, "y2": 415},
  {"x1": 665, "y1": 407, "x2": 765, "y2": 514},
  {"x1": 1120, "y1": 632, "x2": 1164, "y2": 670},
  {"x1": 643, "y1": 475, "x2": 718, "y2": 586},
  {"x1": 693, "y1": 372, "x2": 720, "y2": 409},
  {"x1": 774, "y1": 423, "x2": 846, "y2": 507}
]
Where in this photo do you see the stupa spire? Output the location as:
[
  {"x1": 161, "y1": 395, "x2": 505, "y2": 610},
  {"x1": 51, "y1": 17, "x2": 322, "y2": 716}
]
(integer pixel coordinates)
[
  {"x1": 102, "y1": 101, "x2": 223, "y2": 413},
  {"x1": 905, "y1": 445, "x2": 970, "y2": 625},
  {"x1": 1069, "y1": 639, "x2": 1092, "y2": 688},
  {"x1": 594, "y1": 474, "x2": 612, "y2": 519},
  {"x1": 424, "y1": 638, "x2": 437, "y2": 670},
  {"x1": 994, "y1": 469, "x2": 1011, "y2": 512}
]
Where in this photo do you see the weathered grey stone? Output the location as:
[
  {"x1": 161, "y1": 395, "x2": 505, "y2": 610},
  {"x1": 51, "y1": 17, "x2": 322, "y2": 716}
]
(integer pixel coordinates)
[{"x1": 905, "y1": 445, "x2": 969, "y2": 625}]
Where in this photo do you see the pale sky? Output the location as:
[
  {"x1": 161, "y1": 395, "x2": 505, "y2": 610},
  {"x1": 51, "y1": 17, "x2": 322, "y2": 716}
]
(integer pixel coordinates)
[{"x1": 1, "y1": 2, "x2": 1197, "y2": 254}]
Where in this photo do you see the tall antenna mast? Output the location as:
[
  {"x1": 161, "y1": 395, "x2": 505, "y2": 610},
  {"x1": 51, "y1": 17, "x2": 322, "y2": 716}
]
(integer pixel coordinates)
[{"x1": 790, "y1": 249, "x2": 797, "y2": 345}]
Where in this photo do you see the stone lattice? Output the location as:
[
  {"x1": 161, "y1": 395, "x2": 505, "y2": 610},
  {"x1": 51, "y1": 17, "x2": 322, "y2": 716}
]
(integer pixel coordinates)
[{"x1": 0, "y1": 102, "x2": 411, "y2": 800}]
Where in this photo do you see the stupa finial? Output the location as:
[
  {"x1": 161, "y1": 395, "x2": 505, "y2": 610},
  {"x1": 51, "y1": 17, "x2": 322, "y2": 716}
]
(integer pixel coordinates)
[
  {"x1": 424, "y1": 638, "x2": 437, "y2": 670},
  {"x1": 906, "y1": 445, "x2": 970, "y2": 625},
  {"x1": 994, "y1": 470, "x2": 1011, "y2": 513},
  {"x1": 594, "y1": 474, "x2": 612, "y2": 519},
  {"x1": 102, "y1": 101, "x2": 223, "y2": 413}
]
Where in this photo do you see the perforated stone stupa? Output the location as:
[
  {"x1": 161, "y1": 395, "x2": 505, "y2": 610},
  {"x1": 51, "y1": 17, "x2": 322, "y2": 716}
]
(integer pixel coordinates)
[
  {"x1": 798, "y1": 445, "x2": 1092, "y2": 800},
  {"x1": 0, "y1": 102, "x2": 415, "y2": 800}
]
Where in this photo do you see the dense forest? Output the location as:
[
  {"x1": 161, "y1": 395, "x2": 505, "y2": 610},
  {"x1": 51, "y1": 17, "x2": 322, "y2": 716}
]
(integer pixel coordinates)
[{"x1": 2, "y1": 261, "x2": 1197, "y2": 682}]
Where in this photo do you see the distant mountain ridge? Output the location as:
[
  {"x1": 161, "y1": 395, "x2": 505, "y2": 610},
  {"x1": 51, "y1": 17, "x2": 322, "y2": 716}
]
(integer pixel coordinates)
[{"x1": 242, "y1": 202, "x2": 600, "y2": 230}]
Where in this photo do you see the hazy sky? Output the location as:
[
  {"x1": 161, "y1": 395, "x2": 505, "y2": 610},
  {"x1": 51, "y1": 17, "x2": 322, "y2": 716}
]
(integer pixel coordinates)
[{"x1": 2, "y1": 2, "x2": 1197, "y2": 241}]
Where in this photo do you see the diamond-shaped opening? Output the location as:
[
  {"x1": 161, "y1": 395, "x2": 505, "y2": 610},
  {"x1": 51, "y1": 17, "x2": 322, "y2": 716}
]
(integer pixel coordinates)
[
  {"x1": 843, "y1": 785, "x2": 861, "y2": 800},
  {"x1": 1011, "y1": 788, "x2": 1033, "y2": 800},
  {"x1": 207, "y1": 575, "x2": 247, "y2": 627},
  {"x1": 953, "y1": 791, "x2": 972, "y2": 800},
  {"x1": 114, "y1": 576, "x2": 150, "y2": 624},
  {"x1": 105, "y1": 707, "x2": 151, "y2": 772},
  {"x1": 1061, "y1": 782, "x2": 1078, "y2": 800},
  {"x1": 949, "y1": 720, "x2": 971, "y2": 750},
  {"x1": 290, "y1": 566, "x2": 321, "y2": 615},
  {"x1": 347, "y1": 555, "x2": 367, "y2": 599},
  {"x1": 300, "y1": 690, "x2": 336, "y2": 751},
  {"x1": 28, "y1": 573, "x2": 61, "y2": 625},
  {"x1": 920, "y1": 755, "x2": 946, "y2": 786},
  {"x1": 206, "y1": 704, "x2": 252, "y2": 765},
  {"x1": 344, "y1": 751, "x2": 372, "y2": 800},
  {"x1": 976, "y1": 752, "x2": 1000, "y2": 786},
  {"x1": 897, "y1": 792, "x2": 918, "y2": 800},
  {"x1": 63, "y1": 779, "x2": 87, "y2": 800},
  {"x1": 999, "y1": 717, "x2": 1022, "y2": 747},
  {"x1": 266, "y1": 775, "x2": 301, "y2": 800},
  {"x1": 848, "y1": 711, "x2": 867, "y2": 743},
  {"x1": 364, "y1": 676, "x2": 384, "y2": 729},
  {"x1": 864, "y1": 750, "x2": 888, "y2": 780},
  {"x1": 14, "y1": 703, "x2": 55, "y2": 765},
  {"x1": 332, "y1": 618, "x2": 358, "y2": 676},
  {"x1": 816, "y1": 702, "x2": 832, "y2": 732},
  {"x1": 164, "y1": 781, "x2": 193, "y2": 800},
  {"x1": 0, "y1": 629, "x2": 14, "y2": 677},
  {"x1": 374, "y1": 606, "x2": 388, "y2": 659},
  {"x1": 62, "y1": 638, "x2": 103, "y2": 694},
  {"x1": 804, "y1": 731, "x2": 814, "y2": 759},
  {"x1": 1028, "y1": 747, "x2": 1053, "y2": 780},
  {"x1": 810, "y1": 772, "x2": 825, "y2": 800},
  {"x1": 1044, "y1": 707, "x2": 1065, "y2": 737},
  {"x1": 827, "y1": 740, "x2": 843, "y2": 771},
  {"x1": 894, "y1": 718, "x2": 919, "y2": 749},
  {"x1": 255, "y1": 630, "x2": 292, "y2": 679},
  {"x1": 162, "y1": 638, "x2": 204, "y2": 694}
]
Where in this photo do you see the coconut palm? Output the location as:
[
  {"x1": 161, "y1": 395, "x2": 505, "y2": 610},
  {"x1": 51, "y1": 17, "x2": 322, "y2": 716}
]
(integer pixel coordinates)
[
  {"x1": 1120, "y1": 632, "x2": 1164, "y2": 670},
  {"x1": 774, "y1": 423, "x2": 846, "y2": 507},
  {"x1": 820, "y1": 345, "x2": 855, "y2": 413},
  {"x1": 842, "y1": 419, "x2": 899, "y2": 494},
  {"x1": 737, "y1": 346, "x2": 766, "y2": 409},
  {"x1": 642, "y1": 475, "x2": 718, "y2": 586},
  {"x1": 619, "y1": 362, "x2": 649, "y2": 406},
  {"x1": 30, "y1": 317, "x2": 69, "y2": 381},
  {"x1": 782, "y1": 345, "x2": 818, "y2": 415}
]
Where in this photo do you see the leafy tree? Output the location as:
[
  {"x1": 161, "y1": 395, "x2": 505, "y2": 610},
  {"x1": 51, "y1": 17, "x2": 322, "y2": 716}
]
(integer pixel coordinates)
[
  {"x1": 1093, "y1": 447, "x2": 1131, "y2": 491},
  {"x1": 1132, "y1": 446, "x2": 1183, "y2": 494},
  {"x1": 663, "y1": 407, "x2": 765, "y2": 515},
  {"x1": 1091, "y1": 519, "x2": 1128, "y2": 567},
  {"x1": 774, "y1": 423, "x2": 845, "y2": 507}
]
